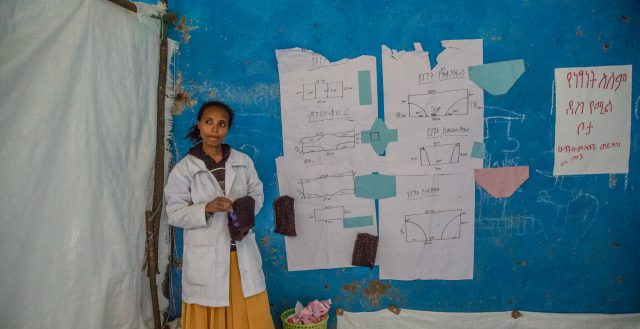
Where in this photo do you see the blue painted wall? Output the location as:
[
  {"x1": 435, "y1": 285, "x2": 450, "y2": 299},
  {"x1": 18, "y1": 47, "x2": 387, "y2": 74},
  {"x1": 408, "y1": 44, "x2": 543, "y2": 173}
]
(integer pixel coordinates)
[{"x1": 166, "y1": 1, "x2": 640, "y2": 327}]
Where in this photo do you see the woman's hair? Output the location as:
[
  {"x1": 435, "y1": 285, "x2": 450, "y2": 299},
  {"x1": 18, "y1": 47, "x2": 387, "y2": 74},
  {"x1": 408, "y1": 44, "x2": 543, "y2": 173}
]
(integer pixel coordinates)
[{"x1": 186, "y1": 101, "x2": 235, "y2": 143}]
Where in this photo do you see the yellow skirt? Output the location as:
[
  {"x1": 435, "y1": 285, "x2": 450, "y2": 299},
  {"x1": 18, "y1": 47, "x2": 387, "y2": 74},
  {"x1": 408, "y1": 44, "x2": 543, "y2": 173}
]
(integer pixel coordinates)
[{"x1": 181, "y1": 251, "x2": 275, "y2": 329}]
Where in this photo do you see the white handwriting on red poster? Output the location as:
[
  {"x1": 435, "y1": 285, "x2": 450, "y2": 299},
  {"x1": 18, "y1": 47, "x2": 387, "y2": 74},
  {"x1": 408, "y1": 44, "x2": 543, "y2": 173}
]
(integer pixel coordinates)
[{"x1": 554, "y1": 65, "x2": 632, "y2": 175}]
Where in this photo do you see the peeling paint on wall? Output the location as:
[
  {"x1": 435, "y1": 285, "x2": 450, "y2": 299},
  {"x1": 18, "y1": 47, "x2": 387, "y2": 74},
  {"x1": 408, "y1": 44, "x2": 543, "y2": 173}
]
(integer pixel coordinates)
[
  {"x1": 261, "y1": 235, "x2": 271, "y2": 246},
  {"x1": 341, "y1": 280, "x2": 360, "y2": 296},
  {"x1": 340, "y1": 279, "x2": 401, "y2": 307},
  {"x1": 363, "y1": 280, "x2": 391, "y2": 307},
  {"x1": 171, "y1": 72, "x2": 197, "y2": 115},
  {"x1": 609, "y1": 174, "x2": 617, "y2": 190},
  {"x1": 175, "y1": 16, "x2": 198, "y2": 44}
]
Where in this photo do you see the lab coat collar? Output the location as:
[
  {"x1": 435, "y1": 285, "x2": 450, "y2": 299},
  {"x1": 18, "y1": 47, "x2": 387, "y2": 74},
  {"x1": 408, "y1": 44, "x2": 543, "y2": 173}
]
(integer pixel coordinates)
[
  {"x1": 186, "y1": 149, "x2": 246, "y2": 196},
  {"x1": 188, "y1": 143, "x2": 231, "y2": 170}
]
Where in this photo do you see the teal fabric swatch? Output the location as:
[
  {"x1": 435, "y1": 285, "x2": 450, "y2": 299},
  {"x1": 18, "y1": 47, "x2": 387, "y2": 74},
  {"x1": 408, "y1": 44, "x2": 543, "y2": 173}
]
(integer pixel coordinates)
[
  {"x1": 343, "y1": 216, "x2": 374, "y2": 228},
  {"x1": 358, "y1": 70, "x2": 372, "y2": 105},
  {"x1": 471, "y1": 141, "x2": 486, "y2": 159},
  {"x1": 468, "y1": 59, "x2": 525, "y2": 96},
  {"x1": 355, "y1": 173, "x2": 396, "y2": 200},
  {"x1": 361, "y1": 118, "x2": 398, "y2": 155}
]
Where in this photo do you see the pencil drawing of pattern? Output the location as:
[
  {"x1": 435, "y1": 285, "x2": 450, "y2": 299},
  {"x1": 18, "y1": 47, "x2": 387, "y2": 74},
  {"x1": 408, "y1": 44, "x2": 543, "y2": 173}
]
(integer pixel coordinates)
[
  {"x1": 405, "y1": 209, "x2": 463, "y2": 242},
  {"x1": 408, "y1": 89, "x2": 469, "y2": 117}
]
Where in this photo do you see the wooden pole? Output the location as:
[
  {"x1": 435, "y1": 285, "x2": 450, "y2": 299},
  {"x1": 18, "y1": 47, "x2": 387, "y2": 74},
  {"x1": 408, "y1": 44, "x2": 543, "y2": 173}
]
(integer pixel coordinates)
[
  {"x1": 148, "y1": 0, "x2": 169, "y2": 326},
  {"x1": 106, "y1": 0, "x2": 176, "y2": 22},
  {"x1": 106, "y1": 1, "x2": 174, "y2": 326},
  {"x1": 106, "y1": 0, "x2": 137, "y2": 13}
]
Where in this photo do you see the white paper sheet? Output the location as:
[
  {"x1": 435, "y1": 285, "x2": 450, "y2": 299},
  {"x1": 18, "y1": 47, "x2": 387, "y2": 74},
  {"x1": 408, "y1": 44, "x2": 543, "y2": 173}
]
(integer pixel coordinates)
[
  {"x1": 276, "y1": 156, "x2": 377, "y2": 271},
  {"x1": 276, "y1": 48, "x2": 381, "y2": 171},
  {"x1": 338, "y1": 309, "x2": 640, "y2": 329},
  {"x1": 378, "y1": 173, "x2": 475, "y2": 280},
  {"x1": 554, "y1": 65, "x2": 632, "y2": 175},
  {"x1": 382, "y1": 41, "x2": 484, "y2": 175}
]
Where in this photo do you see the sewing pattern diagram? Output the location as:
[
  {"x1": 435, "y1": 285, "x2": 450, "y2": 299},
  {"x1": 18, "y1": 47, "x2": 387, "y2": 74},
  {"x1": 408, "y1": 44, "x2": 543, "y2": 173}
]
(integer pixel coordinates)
[
  {"x1": 408, "y1": 89, "x2": 470, "y2": 117},
  {"x1": 276, "y1": 48, "x2": 379, "y2": 170},
  {"x1": 300, "y1": 171, "x2": 355, "y2": 199},
  {"x1": 296, "y1": 130, "x2": 356, "y2": 154},
  {"x1": 381, "y1": 41, "x2": 484, "y2": 175},
  {"x1": 275, "y1": 156, "x2": 377, "y2": 271},
  {"x1": 404, "y1": 209, "x2": 464, "y2": 243},
  {"x1": 303, "y1": 81, "x2": 344, "y2": 100},
  {"x1": 378, "y1": 172, "x2": 475, "y2": 280},
  {"x1": 313, "y1": 206, "x2": 345, "y2": 222},
  {"x1": 420, "y1": 143, "x2": 461, "y2": 166}
]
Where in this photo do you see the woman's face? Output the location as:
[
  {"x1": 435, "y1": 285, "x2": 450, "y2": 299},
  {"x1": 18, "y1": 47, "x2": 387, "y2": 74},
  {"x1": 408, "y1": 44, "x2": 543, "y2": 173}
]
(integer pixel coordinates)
[{"x1": 197, "y1": 106, "x2": 230, "y2": 148}]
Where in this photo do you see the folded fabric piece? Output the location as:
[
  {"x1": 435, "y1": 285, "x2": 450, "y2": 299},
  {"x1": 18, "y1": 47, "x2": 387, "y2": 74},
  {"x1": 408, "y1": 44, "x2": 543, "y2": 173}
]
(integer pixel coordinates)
[
  {"x1": 352, "y1": 233, "x2": 379, "y2": 269},
  {"x1": 273, "y1": 195, "x2": 296, "y2": 236},
  {"x1": 227, "y1": 196, "x2": 255, "y2": 242},
  {"x1": 287, "y1": 299, "x2": 332, "y2": 324},
  {"x1": 474, "y1": 166, "x2": 529, "y2": 198},
  {"x1": 468, "y1": 59, "x2": 525, "y2": 96}
]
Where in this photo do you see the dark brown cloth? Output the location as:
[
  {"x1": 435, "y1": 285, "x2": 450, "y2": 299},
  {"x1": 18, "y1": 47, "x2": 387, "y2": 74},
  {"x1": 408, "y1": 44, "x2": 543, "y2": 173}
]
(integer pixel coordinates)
[
  {"x1": 227, "y1": 196, "x2": 255, "y2": 242},
  {"x1": 273, "y1": 195, "x2": 296, "y2": 236},
  {"x1": 351, "y1": 233, "x2": 378, "y2": 269}
]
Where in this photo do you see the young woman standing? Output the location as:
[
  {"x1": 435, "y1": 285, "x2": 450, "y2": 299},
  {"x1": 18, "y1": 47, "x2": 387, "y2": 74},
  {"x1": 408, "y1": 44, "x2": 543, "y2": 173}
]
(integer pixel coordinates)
[{"x1": 164, "y1": 101, "x2": 274, "y2": 329}]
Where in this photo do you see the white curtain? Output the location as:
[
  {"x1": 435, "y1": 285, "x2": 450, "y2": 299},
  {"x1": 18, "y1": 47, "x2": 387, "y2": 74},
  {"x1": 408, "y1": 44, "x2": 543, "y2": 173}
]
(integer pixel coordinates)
[{"x1": 0, "y1": 0, "x2": 160, "y2": 328}]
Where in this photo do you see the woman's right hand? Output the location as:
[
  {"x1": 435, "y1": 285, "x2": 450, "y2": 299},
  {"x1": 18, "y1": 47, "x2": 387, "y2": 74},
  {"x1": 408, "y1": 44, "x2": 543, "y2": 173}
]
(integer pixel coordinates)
[{"x1": 205, "y1": 196, "x2": 233, "y2": 214}]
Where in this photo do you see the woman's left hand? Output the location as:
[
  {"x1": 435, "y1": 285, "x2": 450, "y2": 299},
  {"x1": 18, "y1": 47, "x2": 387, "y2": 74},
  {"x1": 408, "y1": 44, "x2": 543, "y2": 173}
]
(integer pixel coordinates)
[{"x1": 205, "y1": 196, "x2": 233, "y2": 214}]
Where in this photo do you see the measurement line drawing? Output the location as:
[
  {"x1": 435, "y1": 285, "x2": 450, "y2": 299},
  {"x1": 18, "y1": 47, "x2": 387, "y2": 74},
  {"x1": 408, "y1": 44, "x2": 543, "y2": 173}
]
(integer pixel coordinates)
[
  {"x1": 313, "y1": 206, "x2": 345, "y2": 222},
  {"x1": 420, "y1": 143, "x2": 461, "y2": 166},
  {"x1": 404, "y1": 209, "x2": 463, "y2": 242},
  {"x1": 300, "y1": 171, "x2": 355, "y2": 199},
  {"x1": 408, "y1": 89, "x2": 469, "y2": 117},
  {"x1": 298, "y1": 130, "x2": 356, "y2": 153},
  {"x1": 303, "y1": 81, "x2": 343, "y2": 100}
]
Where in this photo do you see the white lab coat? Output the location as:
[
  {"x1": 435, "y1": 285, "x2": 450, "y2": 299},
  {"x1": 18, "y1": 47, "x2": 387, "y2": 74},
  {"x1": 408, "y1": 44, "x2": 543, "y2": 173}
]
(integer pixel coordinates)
[{"x1": 164, "y1": 148, "x2": 266, "y2": 307}]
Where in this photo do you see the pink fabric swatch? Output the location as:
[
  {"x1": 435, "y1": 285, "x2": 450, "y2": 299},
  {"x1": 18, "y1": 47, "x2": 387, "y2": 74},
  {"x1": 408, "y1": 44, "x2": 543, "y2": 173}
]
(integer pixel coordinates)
[
  {"x1": 287, "y1": 299, "x2": 332, "y2": 325},
  {"x1": 474, "y1": 166, "x2": 529, "y2": 198}
]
